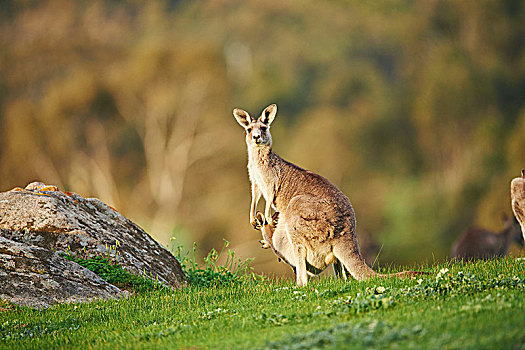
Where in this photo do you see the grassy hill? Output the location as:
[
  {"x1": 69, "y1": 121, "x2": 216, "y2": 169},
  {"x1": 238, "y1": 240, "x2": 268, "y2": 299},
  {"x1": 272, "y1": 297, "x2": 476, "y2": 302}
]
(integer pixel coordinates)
[{"x1": 1, "y1": 258, "x2": 524, "y2": 349}]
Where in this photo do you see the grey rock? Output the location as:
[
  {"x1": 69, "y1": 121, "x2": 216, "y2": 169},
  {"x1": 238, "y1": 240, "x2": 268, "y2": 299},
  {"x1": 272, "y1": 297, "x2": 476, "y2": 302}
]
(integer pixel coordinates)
[
  {"x1": 0, "y1": 182, "x2": 186, "y2": 308},
  {"x1": 0, "y1": 236, "x2": 123, "y2": 309}
]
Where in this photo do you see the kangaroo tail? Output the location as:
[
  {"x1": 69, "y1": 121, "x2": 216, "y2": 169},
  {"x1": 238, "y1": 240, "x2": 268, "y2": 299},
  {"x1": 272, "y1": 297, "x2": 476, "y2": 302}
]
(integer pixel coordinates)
[
  {"x1": 377, "y1": 270, "x2": 429, "y2": 279},
  {"x1": 333, "y1": 241, "x2": 428, "y2": 281},
  {"x1": 332, "y1": 243, "x2": 380, "y2": 280}
]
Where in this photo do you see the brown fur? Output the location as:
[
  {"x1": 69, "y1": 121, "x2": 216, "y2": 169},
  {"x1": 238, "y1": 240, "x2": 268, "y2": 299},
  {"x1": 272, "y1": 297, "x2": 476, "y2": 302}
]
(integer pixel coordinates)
[
  {"x1": 234, "y1": 104, "x2": 425, "y2": 286},
  {"x1": 451, "y1": 215, "x2": 523, "y2": 260},
  {"x1": 511, "y1": 170, "x2": 525, "y2": 241}
]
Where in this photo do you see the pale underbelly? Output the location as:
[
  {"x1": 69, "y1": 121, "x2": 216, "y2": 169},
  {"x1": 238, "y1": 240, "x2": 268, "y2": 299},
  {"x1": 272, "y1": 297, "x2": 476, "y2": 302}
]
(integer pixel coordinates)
[
  {"x1": 272, "y1": 226, "x2": 336, "y2": 276},
  {"x1": 305, "y1": 250, "x2": 335, "y2": 275}
]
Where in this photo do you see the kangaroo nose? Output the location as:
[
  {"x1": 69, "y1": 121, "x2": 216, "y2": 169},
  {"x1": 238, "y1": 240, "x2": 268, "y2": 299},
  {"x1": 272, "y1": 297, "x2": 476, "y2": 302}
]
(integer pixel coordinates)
[{"x1": 253, "y1": 134, "x2": 260, "y2": 140}]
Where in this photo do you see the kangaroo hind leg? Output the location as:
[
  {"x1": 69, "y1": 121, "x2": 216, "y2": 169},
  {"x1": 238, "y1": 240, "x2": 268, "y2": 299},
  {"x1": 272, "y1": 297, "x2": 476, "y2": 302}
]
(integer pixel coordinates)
[
  {"x1": 332, "y1": 238, "x2": 378, "y2": 281},
  {"x1": 293, "y1": 244, "x2": 308, "y2": 287}
]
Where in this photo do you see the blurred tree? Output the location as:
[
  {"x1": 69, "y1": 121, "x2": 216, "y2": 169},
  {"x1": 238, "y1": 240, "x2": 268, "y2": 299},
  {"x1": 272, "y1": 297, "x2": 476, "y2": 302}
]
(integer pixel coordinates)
[{"x1": 1, "y1": 0, "x2": 523, "y2": 272}]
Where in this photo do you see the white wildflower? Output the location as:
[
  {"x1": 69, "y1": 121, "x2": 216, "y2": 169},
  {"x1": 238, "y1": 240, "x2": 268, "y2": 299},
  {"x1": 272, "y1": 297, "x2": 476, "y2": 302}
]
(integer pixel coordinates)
[
  {"x1": 376, "y1": 286, "x2": 386, "y2": 294},
  {"x1": 436, "y1": 268, "x2": 449, "y2": 280}
]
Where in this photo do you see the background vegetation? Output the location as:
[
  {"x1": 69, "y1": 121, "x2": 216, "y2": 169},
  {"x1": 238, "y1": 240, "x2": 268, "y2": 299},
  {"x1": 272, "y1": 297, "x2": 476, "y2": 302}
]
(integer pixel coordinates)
[{"x1": 1, "y1": 0, "x2": 524, "y2": 274}]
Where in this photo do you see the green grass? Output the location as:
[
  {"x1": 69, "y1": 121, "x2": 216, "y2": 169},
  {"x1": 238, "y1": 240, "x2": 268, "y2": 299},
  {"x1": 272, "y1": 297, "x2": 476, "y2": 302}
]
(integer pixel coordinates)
[
  {"x1": 1, "y1": 258, "x2": 524, "y2": 349},
  {"x1": 64, "y1": 255, "x2": 168, "y2": 294}
]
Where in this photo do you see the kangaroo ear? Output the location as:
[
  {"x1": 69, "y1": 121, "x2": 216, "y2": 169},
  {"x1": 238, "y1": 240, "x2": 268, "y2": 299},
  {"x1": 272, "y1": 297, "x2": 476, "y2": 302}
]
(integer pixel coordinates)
[
  {"x1": 260, "y1": 104, "x2": 277, "y2": 125},
  {"x1": 233, "y1": 108, "x2": 252, "y2": 128}
]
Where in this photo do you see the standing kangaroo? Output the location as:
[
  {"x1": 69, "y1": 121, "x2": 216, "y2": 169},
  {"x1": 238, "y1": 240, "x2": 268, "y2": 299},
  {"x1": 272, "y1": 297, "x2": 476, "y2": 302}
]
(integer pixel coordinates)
[
  {"x1": 233, "y1": 104, "x2": 422, "y2": 286},
  {"x1": 451, "y1": 214, "x2": 523, "y2": 260},
  {"x1": 511, "y1": 169, "x2": 525, "y2": 241}
]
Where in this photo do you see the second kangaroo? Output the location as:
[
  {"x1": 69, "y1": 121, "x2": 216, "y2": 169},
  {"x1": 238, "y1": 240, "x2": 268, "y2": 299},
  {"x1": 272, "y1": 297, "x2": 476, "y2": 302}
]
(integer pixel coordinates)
[
  {"x1": 451, "y1": 214, "x2": 523, "y2": 260},
  {"x1": 233, "y1": 104, "x2": 423, "y2": 286}
]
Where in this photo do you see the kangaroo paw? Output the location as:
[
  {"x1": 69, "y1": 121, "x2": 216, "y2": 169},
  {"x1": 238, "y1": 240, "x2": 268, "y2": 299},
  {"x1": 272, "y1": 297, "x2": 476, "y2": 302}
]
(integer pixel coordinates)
[
  {"x1": 251, "y1": 218, "x2": 262, "y2": 230},
  {"x1": 259, "y1": 239, "x2": 271, "y2": 249},
  {"x1": 252, "y1": 212, "x2": 266, "y2": 230},
  {"x1": 271, "y1": 211, "x2": 280, "y2": 227},
  {"x1": 255, "y1": 212, "x2": 267, "y2": 225}
]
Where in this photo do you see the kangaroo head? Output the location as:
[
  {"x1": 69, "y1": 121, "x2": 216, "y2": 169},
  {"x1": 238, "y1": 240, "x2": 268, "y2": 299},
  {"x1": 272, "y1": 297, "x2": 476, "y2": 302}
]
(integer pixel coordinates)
[{"x1": 233, "y1": 104, "x2": 277, "y2": 147}]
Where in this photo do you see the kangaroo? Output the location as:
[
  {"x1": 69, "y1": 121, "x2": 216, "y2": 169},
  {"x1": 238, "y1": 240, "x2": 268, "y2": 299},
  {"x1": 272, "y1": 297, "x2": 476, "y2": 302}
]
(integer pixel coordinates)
[
  {"x1": 511, "y1": 169, "x2": 525, "y2": 241},
  {"x1": 451, "y1": 214, "x2": 524, "y2": 260},
  {"x1": 233, "y1": 104, "x2": 423, "y2": 286}
]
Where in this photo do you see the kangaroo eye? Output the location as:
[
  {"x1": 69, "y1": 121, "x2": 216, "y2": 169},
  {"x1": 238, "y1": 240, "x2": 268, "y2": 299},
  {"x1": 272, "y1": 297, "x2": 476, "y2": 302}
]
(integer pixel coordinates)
[
  {"x1": 261, "y1": 127, "x2": 267, "y2": 132},
  {"x1": 247, "y1": 128, "x2": 252, "y2": 133}
]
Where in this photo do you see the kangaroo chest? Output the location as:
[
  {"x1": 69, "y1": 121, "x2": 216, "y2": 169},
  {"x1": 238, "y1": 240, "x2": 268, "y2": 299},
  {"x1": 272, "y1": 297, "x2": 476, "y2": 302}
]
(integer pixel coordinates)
[
  {"x1": 248, "y1": 161, "x2": 277, "y2": 202},
  {"x1": 247, "y1": 150, "x2": 279, "y2": 204}
]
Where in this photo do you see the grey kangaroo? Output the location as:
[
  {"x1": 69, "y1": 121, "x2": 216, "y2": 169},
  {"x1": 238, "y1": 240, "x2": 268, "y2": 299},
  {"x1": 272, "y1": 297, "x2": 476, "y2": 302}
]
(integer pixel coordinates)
[
  {"x1": 233, "y1": 104, "x2": 423, "y2": 286},
  {"x1": 451, "y1": 214, "x2": 523, "y2": 260},
  {"x1": 511, "y1": 169, "x2": 525, "y2": 241}
]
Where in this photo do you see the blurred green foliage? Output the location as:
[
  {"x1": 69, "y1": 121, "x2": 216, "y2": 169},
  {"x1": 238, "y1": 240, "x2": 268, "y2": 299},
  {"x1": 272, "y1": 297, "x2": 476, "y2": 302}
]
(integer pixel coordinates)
[{"x1": 0, "y1": 0, "x2": 524, "y2": 271}]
